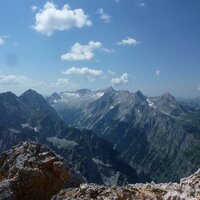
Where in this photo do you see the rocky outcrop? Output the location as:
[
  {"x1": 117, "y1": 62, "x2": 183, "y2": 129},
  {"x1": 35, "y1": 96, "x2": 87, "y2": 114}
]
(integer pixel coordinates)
[
  {"x1": 0, "y1": 141, "x2": 84, "y2": 200},
  {"x1": 52, "y1": 168, "x2": 200, "y2": 200},
  {"x1": 1, "y1": 140, "x2": 200, "y2": 200}
]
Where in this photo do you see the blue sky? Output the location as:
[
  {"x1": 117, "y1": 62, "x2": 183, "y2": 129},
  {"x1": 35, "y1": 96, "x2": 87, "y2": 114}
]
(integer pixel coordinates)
[{"x1": 0, "y1": 0, "x2": 200, "y2": 97}]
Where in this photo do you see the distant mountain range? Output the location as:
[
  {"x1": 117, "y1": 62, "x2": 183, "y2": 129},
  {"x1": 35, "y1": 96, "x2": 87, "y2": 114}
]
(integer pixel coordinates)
[
  {"x1": 0, "y1": 89, "x2": 138, "y2": 185},
  {"x1": 48, "y1": 87, "x2": 200, "y2": 182}
]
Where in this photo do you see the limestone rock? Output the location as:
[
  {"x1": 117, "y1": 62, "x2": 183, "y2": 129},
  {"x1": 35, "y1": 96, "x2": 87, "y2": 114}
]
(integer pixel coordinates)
[
  {"x1": 0, "y1": 141, "x2": 84, "y2": 200},
  {"x1": 52, "y1": 169, "x2": 200, "y2": 200}
]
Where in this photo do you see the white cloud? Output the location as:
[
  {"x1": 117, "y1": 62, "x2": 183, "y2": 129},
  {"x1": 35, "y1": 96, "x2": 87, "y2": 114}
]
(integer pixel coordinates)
[
  {"x1": 117, "y1": 37, "x2": 139, "y2": 46},
  {"x1": 98, "y1": 8, "x2": 111, "y2": 23},
  {"x1": 101, "y1": 47, "x2": 113, "y2": 53},
  {"x1": 63, "y1": 67, "x2": 103, "y2": 82},
  {"x1": 56, "y1": 78, "x2": 70, "y2": 86},
  {"x1": 111, "y1": 73, "x2": 129, "y2": 86},
  {"x1": 0, "y1": 72, "x2": 80, "y2": 95},
  {"x1": 33, "y1": 1, "x2": 92, "y2": 36},
  {"x1": 61, "y1": 41, "x2": 103, "y2": 61},
  {"x1": 63, "y1": 67, "x2": 103, "y2": 77},
  {"x1": 0, "y1": 73, "x2": 30, "y2": 85},
  {"x1": 156, "y1": 69, "x2": 161, "y2": 76},
  {"x1": 108, "y1": 70, "x2": 116, "y2": 75},
  {"x1": 0, "y1": 37, "x2": 5, "y2": 46},
  {"x1": 198, "y1": 85, "x2": 200, "y2": 91}
]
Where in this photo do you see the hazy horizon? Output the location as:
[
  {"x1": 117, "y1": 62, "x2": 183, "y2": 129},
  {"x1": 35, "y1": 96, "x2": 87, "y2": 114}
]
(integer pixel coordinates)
[
  {"x1": 1, "y1": 87, "x2": 199, "y2": 101},
  {"x1": 0, "y1": 0, "x2": 200, "y2": 97}
]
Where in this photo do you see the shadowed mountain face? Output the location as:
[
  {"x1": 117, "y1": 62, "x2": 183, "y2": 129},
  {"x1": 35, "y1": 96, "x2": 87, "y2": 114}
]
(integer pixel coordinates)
[
  {"x1": 48, "y1": 87, "x2": 200, "y2": 182},
  {"x1": 0, "y1": 89, "x2": 138, "y2": 185}
]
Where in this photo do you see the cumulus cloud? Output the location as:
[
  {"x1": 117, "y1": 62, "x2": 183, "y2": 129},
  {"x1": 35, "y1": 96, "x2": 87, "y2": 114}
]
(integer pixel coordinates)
[
  {"x1": 56, "y1": 78, "x2": 70, "y2": 86},
  {"x1": 111, "y1": 73, "x2": 129, "y2": 86},
  {"x1": 33, "y1": 1, "x2": 92, "y2": 36},
  {"x1": 101, "y1": 47, "x2": 113, "y2": 53},
  {"x1": 63, "y1": 67, "x2": 103, "y2": 77},
  {"x1": 117, "y1": 37, "x2": 139, "y2": 46},
  {"x1": 0, "y1": 72, "x2": 79, "y2": 94},
  {"x1": 155, "y1": 69, "x2": 161, "y2": 76},
  {"x1": 97, "y1": 8, "x2": 111, "y2": 23},
  {"x1": 63, "y1": 67, "x2": 103, "y2": 82},
  {"x1": 61, "y1": 41, "x2": 103, "y2": 61},
  {"x1": 0, "y1": 73, "x2": 29, "y2": 85},
  {"x1": 0, "y1": 37, "x2": 5, "y2": 46}
]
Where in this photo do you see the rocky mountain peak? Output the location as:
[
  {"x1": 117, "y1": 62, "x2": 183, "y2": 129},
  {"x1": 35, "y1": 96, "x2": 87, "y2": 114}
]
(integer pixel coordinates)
[
  {"x1": 21, "y1": 88, "x2": 39, "y2": 96},
  {"x1": 20, "y1": 89, "x2": 45, "y2": 105},
  {"x1": 20, "y1": 89, "x2": 56, "y2": 114},
  {"x1": 104, "y1": 86, "x2": 115, "y2": 93},
  {"x1": 51, "y1": 92, "x2": 61, "y2": 99},
  {"x1": 0, "y1": 91, "x2": 20, "y2": 106},
  {"x1": 0, "y1": 141, "x2": 84, "y2": 200},
  {"x1": 161, "y1": 92, "x2": 176, "y2": 101},
  {"x1": 1, "y1": 91, "x2": 17, "y2": 98},
  {"x1": 134, "y1": 90, "x2": 146, "y2": 101}
]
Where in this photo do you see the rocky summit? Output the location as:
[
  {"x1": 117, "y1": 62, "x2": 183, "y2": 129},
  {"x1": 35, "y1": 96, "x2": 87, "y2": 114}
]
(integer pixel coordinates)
[
  {"x1": 0, "y1": 141, "x2": 84, "y2": 200},
  {"x1": 53, "y1": 169, "x2": 200, "y2": 200},
  {"x1": 0, "y1": 141, "x2": 200, "y2": 200}
]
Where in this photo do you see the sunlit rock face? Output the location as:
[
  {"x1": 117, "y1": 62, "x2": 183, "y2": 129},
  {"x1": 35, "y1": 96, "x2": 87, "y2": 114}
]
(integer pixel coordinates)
[
  {"x1": 52, "y1": 169, "x2": 200, "y2": 200},
  {"x1": 0, "y1": 141, "x2": 84, "y2": 200}
]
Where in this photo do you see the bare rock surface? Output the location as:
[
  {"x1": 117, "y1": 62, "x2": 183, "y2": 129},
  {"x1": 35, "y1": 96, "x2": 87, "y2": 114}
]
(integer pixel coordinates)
[
  {"x1": 52, "y1": 168, "x2": 200, "y2": 200},
  {"x1": 0, "y1": 141, "x2": 84, "y2": 200},
  {"x1": 1, "y1": 140, "x2": 200, "y2": 200}
]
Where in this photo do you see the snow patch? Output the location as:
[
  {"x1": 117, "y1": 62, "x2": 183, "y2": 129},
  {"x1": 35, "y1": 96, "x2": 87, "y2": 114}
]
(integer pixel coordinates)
[
  {"x1": 9, "y1": 129, "x2": 20, "y2": 134},
  {"x1": 47, "y1": 137, "x2": 78, "y2": 149},
  {"x1": 62, "y1": 92, "x2": 80, "y2": 98},
  {"x1": 21, "y1": 123, "x2": 39, "y2": 133},
  {"x1": 101, "y1": 171, "x2": 120, "y2": 186},
  {"x1": 96, "y1": 92, "x2": 104, "y2": 98},
  {"x1": 92, "y1": 158, "x2": 112, "y2": 167},
  {"x1": 146, "y1": 98, "x2": 156, "y2": 108}
]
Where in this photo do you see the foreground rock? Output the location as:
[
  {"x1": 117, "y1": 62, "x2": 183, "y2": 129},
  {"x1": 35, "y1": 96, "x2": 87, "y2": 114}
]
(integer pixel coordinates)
[
  {"x1": 0, "y1": 141, "x2": 84, "y2": 200},
  {"x1": 52, "y1": 169, "x2": 200, "y2": 200}
]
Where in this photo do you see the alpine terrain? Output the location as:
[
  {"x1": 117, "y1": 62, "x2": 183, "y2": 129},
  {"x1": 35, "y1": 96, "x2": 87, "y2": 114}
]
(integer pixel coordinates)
[
  {"x1": 48, "y1": 87, "x2": 200, "y2": 182},
  {"x1": 0, "y1": 89, "x2": 138, "y2": 185}
]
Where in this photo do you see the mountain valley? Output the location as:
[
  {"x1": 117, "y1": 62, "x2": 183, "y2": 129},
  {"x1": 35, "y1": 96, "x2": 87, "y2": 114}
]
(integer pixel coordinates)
[
  {"x1": 0, "y1": 89, "x2": 138, "y2": 185},
  {"x1": 48, "y1": 87, "x2": 200, "y2": 182}
]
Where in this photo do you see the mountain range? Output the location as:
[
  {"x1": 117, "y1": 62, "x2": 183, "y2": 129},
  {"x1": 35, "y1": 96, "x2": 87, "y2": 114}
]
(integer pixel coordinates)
[
  {"x1": 0, "y1": 87, "x2": 200, "y2": 184},
  {"x1": 48, "y1": 87, "x2": 200, "y2": 182},
  {"x1": 0, "y1": 89, "x2": 138, "y2": 185}
]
